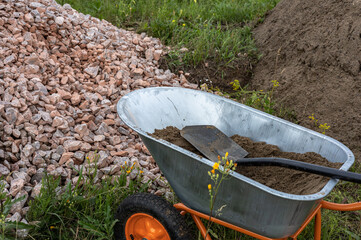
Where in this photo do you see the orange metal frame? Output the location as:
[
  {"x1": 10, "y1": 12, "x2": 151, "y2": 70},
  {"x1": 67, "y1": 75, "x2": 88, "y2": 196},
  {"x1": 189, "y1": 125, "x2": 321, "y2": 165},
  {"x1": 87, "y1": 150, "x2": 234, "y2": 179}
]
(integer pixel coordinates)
[{"x1": 174, "y1": 200, "x2": 361, "y2": 240}]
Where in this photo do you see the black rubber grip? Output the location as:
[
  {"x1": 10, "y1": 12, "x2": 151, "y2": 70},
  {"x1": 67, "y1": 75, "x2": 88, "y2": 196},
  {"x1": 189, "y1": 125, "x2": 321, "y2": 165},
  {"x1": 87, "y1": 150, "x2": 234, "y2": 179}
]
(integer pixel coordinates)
[{"x1": 235, "y1": 157, "x2": 361, "y2": 184}]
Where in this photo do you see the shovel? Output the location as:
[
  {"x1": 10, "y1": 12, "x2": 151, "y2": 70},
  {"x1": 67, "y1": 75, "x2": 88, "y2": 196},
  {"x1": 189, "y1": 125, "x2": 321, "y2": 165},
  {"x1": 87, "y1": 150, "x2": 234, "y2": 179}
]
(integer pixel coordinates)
[{"x1": 180, "y1": 125, "x2": 361, "y2": 184}]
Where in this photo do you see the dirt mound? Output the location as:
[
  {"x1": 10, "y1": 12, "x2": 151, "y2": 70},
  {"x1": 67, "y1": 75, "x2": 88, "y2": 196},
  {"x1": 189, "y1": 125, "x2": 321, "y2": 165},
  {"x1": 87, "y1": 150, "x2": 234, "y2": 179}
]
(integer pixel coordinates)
[{"x1": 251, "y1": 0, "x2": 361, "y2": 161}]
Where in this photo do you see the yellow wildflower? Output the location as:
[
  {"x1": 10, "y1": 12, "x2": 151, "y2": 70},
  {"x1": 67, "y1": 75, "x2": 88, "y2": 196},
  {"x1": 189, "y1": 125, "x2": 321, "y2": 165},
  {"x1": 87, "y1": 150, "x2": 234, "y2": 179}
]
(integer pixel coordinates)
[
  {"x1": 208, "y1": 184, "x2": 211, "y2": 190},
  {"x1": 50, "y1": 226, "x2": 55, "y2": 229},
  {"x1": 182, "y1": 23, "x2": 186, "y2": 27},
  {"x1": 126, "y1": 170, "x2": 131, "y2": 174},
  {"x1": 225, "y1": 152, "x2": 229, "y2": 158},
  {"x1": 140, "y1": 170, "x2": 143, "y2": 174},
  {"x1": 211, "y1": 169, "x2": 215, "y2": 174},
  {"x1": 271, "y1": 80, "x2": 280, "y2": 87},
  {"x1": 217, "y1": 155, "x2": 221, "y2": 161},
  {"x1": 172, "y1": 19, "x2": 176, "y2": 23},
  {"x1": 213, "y1": 162, "x2": 219, "y2": 170},
  {"x1": 226, "y1": 161, "x2": 229, "y2": 166}
]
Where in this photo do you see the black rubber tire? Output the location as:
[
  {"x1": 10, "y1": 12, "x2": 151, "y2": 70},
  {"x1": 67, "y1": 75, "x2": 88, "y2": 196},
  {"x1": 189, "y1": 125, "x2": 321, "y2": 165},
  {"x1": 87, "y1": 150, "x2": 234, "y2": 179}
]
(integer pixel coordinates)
[{"x1": 114, "y1": 193, "x2": 193, "y2": 240}]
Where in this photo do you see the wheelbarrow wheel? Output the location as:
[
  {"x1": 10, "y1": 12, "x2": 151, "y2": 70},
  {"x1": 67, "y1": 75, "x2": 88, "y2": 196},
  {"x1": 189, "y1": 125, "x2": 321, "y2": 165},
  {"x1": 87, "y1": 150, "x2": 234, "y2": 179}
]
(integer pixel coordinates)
[{"x1": 114, "y1": 193, "x2": 192, "y2": 240}]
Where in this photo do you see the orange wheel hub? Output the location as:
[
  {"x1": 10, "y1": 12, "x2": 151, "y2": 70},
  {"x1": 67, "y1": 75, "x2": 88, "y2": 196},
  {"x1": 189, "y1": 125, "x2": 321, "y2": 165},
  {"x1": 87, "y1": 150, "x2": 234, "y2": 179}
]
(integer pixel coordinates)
[{"x1": 125, "y1": 213, "x2": 171, "y2": 240}]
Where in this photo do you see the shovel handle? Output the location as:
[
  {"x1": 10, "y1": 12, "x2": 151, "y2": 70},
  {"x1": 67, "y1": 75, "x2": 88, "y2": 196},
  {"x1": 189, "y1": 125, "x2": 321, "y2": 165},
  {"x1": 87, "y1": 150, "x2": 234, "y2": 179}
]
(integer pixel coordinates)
[{"x1": 235, "y1": 157, "x2": 361, "y2": 184}]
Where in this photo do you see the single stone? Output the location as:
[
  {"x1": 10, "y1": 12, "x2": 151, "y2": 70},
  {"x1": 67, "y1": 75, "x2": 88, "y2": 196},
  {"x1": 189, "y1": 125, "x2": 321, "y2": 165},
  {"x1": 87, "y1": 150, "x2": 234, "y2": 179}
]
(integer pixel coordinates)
[
  {"x1": 23, "y1": 144, "x2": 35, "y2": 157},
  {"x1": 110, "y1": 165, "x2": 121, "y2": 175},
  {"x1": 63, "y1": 140, "x2": 82, "y2": 151},
  {"x1": 55, "y1": 16, "x2": 64, "y2": 25},
  {"x1": 0, "y1": 164, "x2": 10, "y2": 176},
  {"x1": 154, "y1": 50, "x2": 162, "y2": 61},
  {"x1": 24, "y1": 13, "x2": 34, "y2": 22},
  {"x1": 94, "y1": 135, "x2": 105, "y2": 142},
  {"x1": 4, "y1": 125, "x2": 12, "y2": 135},
  {"x1": 11, "y1": 97, "x2": 21, "y2": 108},
  {"x1": 109, "y1": 136, "x2": 121, "y2": 145},
  {"x1": 80, "y1": 143, "x2": 92, "y2": 152},
  {"x1": 39, "y1": 111, "x2": 52, "y2": 123},
  {"x1": 52, "y1": 116, "x2": 65, "y2": 127},
  {"x1": 51, "y1": 153, "x2": 61, "y2": 161},
  {"x1": 145, "y1": 49, "x2": 153, "y2": 60},
  {"x1": 71, "y1": 93, "x2": 81, "y2": 105},
  {"x1": 24, "y1": 124, "x2": 38, "y2": 135},
  {"x1": 74, "y1": 124, "x2": 88, "y2": 137},
  {"x1": 5, "y1": 108, "x2": 17, "y2": 124},
  {"x1": 12, "y1": 129, "x2": 21, "y2": 138},
  {"x1": 29, "y1": 2, "x2": 45, "y2": 8},
  {"x1": 95, "y1": 122, "x2": 108, "y2": 135},
  {"x1": 35, "y1": 82, "x2": 48, "y2": 95},
  {"x1": 84, "y1": 65, "x2": 99, "y2": 78},
  {"x1": 57, "y1": 89, "x2": 72, "y2": 100},
  {"x1": 32, "y1": 154, "x2": 45, "y2": 166},
  {"x1": 74, "y1": 151, "x2": 85, "y2": 161},
  {"x1": 12, "y1": 142, "x2": 19, "y2": 153},
  {"x1": 59, "y1": 152, "x2": 74, "y2": 165},
  {"x1": 4, "y1": 54, "x2": 16, "y2": 65},
  {"x1": 26, "y1": 65, "x2": 40, "y2": 74},
  {"x1": 10, "y1": 178, "x2": 25, "y2": 196}
]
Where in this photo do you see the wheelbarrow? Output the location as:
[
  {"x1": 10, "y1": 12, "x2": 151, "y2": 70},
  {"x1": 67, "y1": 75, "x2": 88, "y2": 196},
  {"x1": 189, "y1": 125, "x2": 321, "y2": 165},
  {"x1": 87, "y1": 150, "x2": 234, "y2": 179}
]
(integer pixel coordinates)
[{"x1": 115, "y1": 87, "x2": 361, "y2": 239}]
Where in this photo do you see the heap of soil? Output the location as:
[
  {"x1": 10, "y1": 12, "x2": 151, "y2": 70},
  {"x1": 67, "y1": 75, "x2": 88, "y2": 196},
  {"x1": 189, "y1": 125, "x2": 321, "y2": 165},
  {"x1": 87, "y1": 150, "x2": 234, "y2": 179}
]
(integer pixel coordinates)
[
  {"x1": 151, "y1": 126, "x2": 342, "y2": 195},
  {"x1": 251, "y1": 0, "x2": 361, "y2": 161}
]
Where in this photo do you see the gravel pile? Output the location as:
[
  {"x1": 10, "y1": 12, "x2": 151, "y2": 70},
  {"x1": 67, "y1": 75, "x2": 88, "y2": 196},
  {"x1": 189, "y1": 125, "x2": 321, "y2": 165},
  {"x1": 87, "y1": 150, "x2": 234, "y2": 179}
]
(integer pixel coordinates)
[{"x1": 0, "y1": 0, "x2": 197, "y2": 226}]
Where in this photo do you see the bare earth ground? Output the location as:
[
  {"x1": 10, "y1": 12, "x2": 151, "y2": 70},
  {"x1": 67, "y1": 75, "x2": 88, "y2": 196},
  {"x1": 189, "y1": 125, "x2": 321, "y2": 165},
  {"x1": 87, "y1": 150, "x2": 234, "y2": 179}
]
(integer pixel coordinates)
[{"x1": 250, "y1": 0, "x2": 361, "y2": 161}]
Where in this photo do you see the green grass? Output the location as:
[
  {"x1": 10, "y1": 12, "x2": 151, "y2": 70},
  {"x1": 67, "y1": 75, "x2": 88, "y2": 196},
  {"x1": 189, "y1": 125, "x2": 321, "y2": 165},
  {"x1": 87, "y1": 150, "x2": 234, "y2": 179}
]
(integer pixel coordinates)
[
  {"x1": 23, "y1": 163, "x2": 149, "y2": 239},
  {"x1": 57, "y1": 0, "x2": 278, "y2": 69}
]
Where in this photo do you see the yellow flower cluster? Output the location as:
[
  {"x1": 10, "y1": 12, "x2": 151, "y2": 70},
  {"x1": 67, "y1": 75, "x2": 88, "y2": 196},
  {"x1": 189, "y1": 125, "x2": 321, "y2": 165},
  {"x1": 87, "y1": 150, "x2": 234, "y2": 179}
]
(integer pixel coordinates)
[
  {"x1": 308, "y1": 114, "x2": 331, "y2": 134},
  {"x1": 271, "y1": 80, "x2": 280, "y2": 87},
  {"x1": 121, "y1": 161, "x2": 145, "y2": 178}
]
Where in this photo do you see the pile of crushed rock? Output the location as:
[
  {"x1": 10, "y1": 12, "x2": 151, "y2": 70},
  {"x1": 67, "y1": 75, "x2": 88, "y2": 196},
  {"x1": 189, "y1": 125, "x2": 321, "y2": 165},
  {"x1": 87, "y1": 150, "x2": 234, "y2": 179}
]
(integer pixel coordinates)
[{"x1": 0, "y1": 0, "x2": 197, "y2": 227}]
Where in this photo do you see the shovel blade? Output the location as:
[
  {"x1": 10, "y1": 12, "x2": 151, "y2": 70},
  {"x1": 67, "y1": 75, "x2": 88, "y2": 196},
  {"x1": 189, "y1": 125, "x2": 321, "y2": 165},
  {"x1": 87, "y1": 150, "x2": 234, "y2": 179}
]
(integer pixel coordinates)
[{"x1": 180, "y1": 125, "x2": 248, "y2": 162}]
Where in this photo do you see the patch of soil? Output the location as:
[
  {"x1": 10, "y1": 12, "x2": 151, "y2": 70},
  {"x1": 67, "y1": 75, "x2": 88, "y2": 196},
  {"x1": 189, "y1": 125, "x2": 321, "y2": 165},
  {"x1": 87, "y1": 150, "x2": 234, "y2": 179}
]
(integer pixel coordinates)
[
  {"x1": 159, "y1": 55, "x2": 255, "y2": 91},
  {"x1": 251, "y1": 0, "x2": 361, "y2": 161},
  {"x1": 151, "y1": 126, "x2": 342, "y2": 195}
]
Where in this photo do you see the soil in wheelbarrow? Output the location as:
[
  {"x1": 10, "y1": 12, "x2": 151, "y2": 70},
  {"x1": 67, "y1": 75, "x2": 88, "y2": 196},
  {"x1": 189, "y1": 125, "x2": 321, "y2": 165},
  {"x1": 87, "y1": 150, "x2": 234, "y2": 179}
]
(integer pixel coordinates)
[{"x1": 150, "y1": 126, "x2": 343, "y2": 195}]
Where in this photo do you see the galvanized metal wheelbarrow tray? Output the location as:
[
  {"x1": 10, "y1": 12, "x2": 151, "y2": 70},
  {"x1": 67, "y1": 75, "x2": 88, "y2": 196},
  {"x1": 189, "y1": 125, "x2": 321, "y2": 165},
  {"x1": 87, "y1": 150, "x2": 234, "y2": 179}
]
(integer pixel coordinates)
[{"x1": 117, "y1": 87, "x2": 355, "y2": 239}]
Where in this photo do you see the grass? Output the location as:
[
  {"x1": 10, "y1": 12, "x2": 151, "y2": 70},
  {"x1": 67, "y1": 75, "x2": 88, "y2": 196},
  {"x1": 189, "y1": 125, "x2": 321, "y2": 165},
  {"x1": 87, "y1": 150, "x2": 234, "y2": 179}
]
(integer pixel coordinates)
[{"x1": 22, "y1": 160, "x2": 149, "y2": 240}]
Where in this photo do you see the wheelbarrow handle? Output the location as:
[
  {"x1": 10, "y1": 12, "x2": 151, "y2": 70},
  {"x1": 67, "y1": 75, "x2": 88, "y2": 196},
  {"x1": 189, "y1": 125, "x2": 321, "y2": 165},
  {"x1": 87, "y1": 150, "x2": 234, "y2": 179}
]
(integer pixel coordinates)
[{"x1": 235, "y1": 157, "x2": 361, "y2": 184}]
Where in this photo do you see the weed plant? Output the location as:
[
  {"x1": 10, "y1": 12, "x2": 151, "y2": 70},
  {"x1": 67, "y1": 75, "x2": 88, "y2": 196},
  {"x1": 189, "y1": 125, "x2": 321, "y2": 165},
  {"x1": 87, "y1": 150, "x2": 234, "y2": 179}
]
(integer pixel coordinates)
[{"x1": 26, "y1": 163, "x2": 149, "y2": 239}]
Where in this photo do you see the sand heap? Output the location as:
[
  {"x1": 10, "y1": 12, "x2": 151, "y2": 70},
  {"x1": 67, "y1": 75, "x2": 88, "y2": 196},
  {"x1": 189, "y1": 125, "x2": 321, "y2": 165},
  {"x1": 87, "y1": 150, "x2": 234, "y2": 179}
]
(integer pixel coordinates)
[{"x1": 251, "y1": 0, "x2": 361, "y2": 160}]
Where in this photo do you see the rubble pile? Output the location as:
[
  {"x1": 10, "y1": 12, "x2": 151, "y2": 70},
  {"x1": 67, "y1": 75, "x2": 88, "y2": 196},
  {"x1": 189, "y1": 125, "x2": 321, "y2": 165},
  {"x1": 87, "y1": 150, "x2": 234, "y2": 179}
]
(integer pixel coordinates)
[{"x1": 0, "y1": 0, "x2": 197, "y2": 225}]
